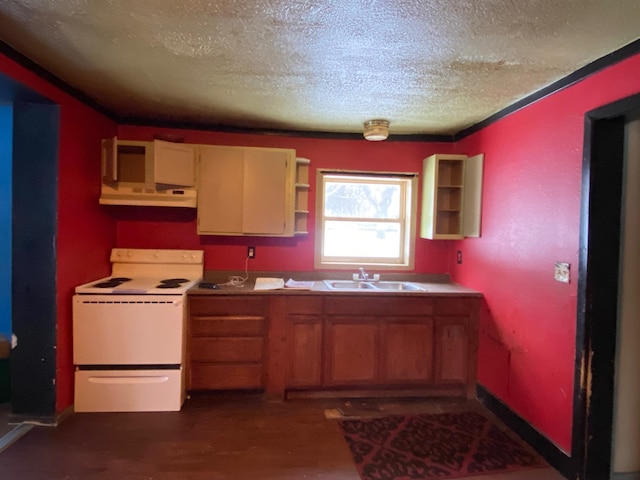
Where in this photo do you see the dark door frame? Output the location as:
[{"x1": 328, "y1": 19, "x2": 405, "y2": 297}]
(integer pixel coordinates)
[
  {"x1": 1, "y1": 71, "x2": 60, "y2": 418},
  {"x1": 572, "y1": 92, "x2": 640, "y2": 479}
]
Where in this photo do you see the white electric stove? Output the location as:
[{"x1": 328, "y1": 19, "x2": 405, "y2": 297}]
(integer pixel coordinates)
[{"x1": 73, "y1": 248, "x2": 204, "y2": 413}]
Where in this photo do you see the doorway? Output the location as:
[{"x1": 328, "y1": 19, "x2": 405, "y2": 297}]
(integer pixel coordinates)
[
  {"x1": 572, "y1": 93, "x2": 640, "y2": 479},
  {"x1": 0, "y1": 71, "x2": 60, "y2": 420},
  {"x1": 611, "y1": 117, "x2": 640, "y2": 478}
]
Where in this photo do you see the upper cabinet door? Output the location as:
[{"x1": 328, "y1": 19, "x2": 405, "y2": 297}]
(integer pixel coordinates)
[
  {"x1": 462, "y1": 154, "x2": 484, "y2": 238},
  {"x1": 197, "y1": 146, "x2": 245, "y2": 235},
  {"x1": 243, "y1": 148, "x2": 293, "y2": 235},
  {"x1": 153, "y1": 140, "x2": 196, "y2": 187}
]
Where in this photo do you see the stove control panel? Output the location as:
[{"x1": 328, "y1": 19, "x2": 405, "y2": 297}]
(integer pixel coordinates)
[{"x1": 110, "y1": 249, "x2": 204, "y2": 265}]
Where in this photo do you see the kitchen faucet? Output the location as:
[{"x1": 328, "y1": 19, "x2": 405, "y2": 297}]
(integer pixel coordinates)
[{"x1": 357, "y1": 267, "x2": 369, "y2": 281}]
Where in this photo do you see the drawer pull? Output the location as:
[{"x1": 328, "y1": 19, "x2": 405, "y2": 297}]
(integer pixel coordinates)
[{"x1": 88, "y1": 376, "x2": 169, "y2": 384}]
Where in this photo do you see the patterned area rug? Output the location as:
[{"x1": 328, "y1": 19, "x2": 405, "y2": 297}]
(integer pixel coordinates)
[{"x1": 338, "y1": 411, "x2": 547, "y2": 480}]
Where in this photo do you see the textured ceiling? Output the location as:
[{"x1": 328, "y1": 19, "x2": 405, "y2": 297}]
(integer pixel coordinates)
[{"x1": 0, "y1": 1, "x2": 639, "y2": 136}]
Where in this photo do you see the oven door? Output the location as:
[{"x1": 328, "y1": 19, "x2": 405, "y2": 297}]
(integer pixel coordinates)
[{"x1": 73, "y1": 294, "x2": 185, "y2": 365}]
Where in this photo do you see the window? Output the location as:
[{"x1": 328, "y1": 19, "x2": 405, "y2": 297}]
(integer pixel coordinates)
[{"x1": 316, "y1": 171, "x2": 417, "y2": 269}]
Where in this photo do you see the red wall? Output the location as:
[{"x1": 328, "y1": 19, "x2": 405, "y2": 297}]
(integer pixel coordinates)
[
  {"x1": 450, "y1": 52, "x2": 640, "y2": 452},
  {"x1": 0, "y1": 53, "x2": 118, "y2": 412},
  {"x1": 116, "y1": 125, "x2": 456, "y2": 273}
]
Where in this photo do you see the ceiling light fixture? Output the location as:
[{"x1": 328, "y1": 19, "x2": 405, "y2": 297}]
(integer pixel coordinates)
[{"x1": 363, "y1": 119, "x2": 390, "y2": 141}]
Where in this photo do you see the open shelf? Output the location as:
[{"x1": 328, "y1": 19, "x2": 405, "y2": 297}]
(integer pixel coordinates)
[
  {"x1": 420, "y1": 154, "x2": 466, "y2": 239},
  {"x1": 294, "y1": 158, "x2": 311, "y2": 235}
]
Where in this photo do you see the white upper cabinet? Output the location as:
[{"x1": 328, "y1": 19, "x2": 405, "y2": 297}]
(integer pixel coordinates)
[
  {"x1": 197, "y1": 145, "x2": 296, "y2": 236},
  {"x1": 99, "y1": 137, "x2": 197, "y2": 207},
  {"x1": 420, "y1": 153, "x2": 484, "y2": 239},
  {"x1": 101, "y1": 137, "x2": 196, "y2": 188}
]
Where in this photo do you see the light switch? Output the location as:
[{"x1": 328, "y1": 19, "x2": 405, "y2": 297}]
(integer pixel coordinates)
[{"x1": 554, "y1": 262, "x2": 570, "y2": 283}]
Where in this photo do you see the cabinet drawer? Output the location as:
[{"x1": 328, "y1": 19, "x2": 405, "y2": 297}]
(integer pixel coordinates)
[
  {"x1": 190, "y1": 364, "x2": 263, "y2": 390},
  {"x1": 191, "y1": 337, "x2": 264, "y2": 362},
  {"x1": 434, "y1": 298, "x2": 478, "y2": 315},
  {"x1": 191, "y1": 316, "x2": 265, "y2": 336},
  {"x1": 324, "y1": 296, "x2": 434, "y2": 315},
  {"x1": 189, "y1": 296, "x2": 266, "y2": 316},
  {"x1": 286, "y1": 296, "x2": 323, "y2": 314}
]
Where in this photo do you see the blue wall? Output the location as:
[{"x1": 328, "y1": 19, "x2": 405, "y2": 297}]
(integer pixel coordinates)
[{"x1": 0, "y1": 104, "x2": 11, "y2": 341}]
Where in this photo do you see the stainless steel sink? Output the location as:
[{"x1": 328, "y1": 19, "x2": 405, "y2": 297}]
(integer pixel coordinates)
[
  {"x1": 323, "y1": 280, "x2": 377, "y2": 290},
  {"x1": 373, "y1": 281, "x2": 425, "y2": 291},
  {"x1": 323, "y1": 280, "x2": 425, "y2": 292}
]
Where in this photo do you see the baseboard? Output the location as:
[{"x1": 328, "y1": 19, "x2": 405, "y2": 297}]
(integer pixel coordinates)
[{"x1": 476, "y1": 384, "x2": 574, "y2": 479}]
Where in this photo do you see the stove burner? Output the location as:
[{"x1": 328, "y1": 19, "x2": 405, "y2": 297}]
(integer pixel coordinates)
[
  {"x1": 160, "y1": 278, "x2": 190, "y2": 284},
  {"x1": 93, "y1": 280, "x2": 124, "y2": 288},
  {"x1": 90, "y1": 277, "x2": 132, "y2": 289},
  {"x1": 155, "y1": 283, "x2": 182, "y2": 289}
]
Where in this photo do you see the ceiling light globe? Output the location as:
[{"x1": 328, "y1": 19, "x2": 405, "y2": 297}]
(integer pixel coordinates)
[{"x1": 363, "y1": 119, "x2": 390, "y2": 141}]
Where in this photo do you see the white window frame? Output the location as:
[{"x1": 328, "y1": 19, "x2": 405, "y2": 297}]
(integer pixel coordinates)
[{"x1": 315, "y1": 170, "x2": 418, "y2": 270}]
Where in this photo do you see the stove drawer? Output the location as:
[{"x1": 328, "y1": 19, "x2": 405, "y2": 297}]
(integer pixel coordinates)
[{"x1": 74, "y1": 369, "x2": 184, "y2": 412}]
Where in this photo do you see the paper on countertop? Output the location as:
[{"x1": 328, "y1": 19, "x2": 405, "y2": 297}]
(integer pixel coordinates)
[
  {"x1": 284, "y1": 278, "x2": 315, "y2": 290},
  {"x1": 253, "y1": 277, "x2": 285, "y2": 290}
]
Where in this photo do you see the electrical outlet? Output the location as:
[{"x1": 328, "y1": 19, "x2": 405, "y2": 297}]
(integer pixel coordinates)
[
  {"x1": 248, "y1": 246, "x2": 256, "y2": 259},
  {"x1": 554, "y1": 262, "x2": 570, "y2": 283},
  {"x1": 457, "y1": 251, "x2": 463, "y2": 264}
]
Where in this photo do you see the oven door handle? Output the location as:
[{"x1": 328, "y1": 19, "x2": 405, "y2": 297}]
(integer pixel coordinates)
[{"x1": 88, "y1": 376, "x2": 169, "y2": 385}]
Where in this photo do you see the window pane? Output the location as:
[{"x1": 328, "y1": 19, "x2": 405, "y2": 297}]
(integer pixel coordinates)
[
  {"x1": 324, "y1": 181, "x2": 400, "y2": 219},
  {"x1": 323, "y1": 221, "x2": 401, "y2": 258}
]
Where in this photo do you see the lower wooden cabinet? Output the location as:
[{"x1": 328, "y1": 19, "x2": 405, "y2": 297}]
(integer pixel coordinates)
[
  {"x1": 188, "y1": 296, "x2": 267, "y2": 390},
  {"x1": 325, "y1": 318, "x2": 378, "y2": 386},
  {"x1": 380, "y1": 319, "x2": 434, "y2": 384},
  {"x1": 322, "y1": 296, "x2": 439, "y2": 388},
  {"x1": 324, "y1": 318, "x2": 436, "y2": 387},
  {"x1": 286, "y1": 297, "x2": 323, "y2": 387},
  {"x1": 434, "y1": 317, "x2": 469, "y2": 384},
  {"x1": 188, "y1": 293, "x2": 479, "y2": 397},
  {"x1": 288, "y1": 316, "x2": 323, "y2": 387}
]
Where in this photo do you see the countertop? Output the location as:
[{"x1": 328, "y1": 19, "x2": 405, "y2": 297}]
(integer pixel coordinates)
[{"x1": 188, "y1": 271, "x2": 482, "y2": 297}]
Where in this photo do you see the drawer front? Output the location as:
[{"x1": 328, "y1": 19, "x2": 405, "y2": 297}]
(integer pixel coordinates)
[
  {"x1": 286, "y1": 296, "x2": 323, "y2": 314},
  {"x1": 191, "y1": 337, "x2": 264, "y2": 362},
  {"x1": 191, "y1": 316, "x2": 265, "y2": 336},
  {"x1": 189, "y1": 296, "x2": 267, "y2": 316},
  {"x1": 190, "y1": 364, "x2": 263, "y2": 390},
  {"x1": 324, "y1": 296, "x2": 434, "y2": 315},
  {"x1": 434, "y1": 298, "x2": 478, "y2": 315},
  {"x1": 75, "y1": 369, "x2": 183, "y2": 412}
]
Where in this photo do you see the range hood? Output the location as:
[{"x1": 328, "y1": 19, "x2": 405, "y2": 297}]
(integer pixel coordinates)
[{"x1": 99, "y1": 184, "x2": 197, "y2": 208}]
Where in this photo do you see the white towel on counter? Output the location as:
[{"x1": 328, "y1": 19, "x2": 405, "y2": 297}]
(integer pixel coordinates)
[{"x1": 253, "y1": 277, "x2": 285, "y2": 290}]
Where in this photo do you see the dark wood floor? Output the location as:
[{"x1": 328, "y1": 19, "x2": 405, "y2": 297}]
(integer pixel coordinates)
[{"x1": 0, "y1": 393, "x2": 565, "y2": 480}]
